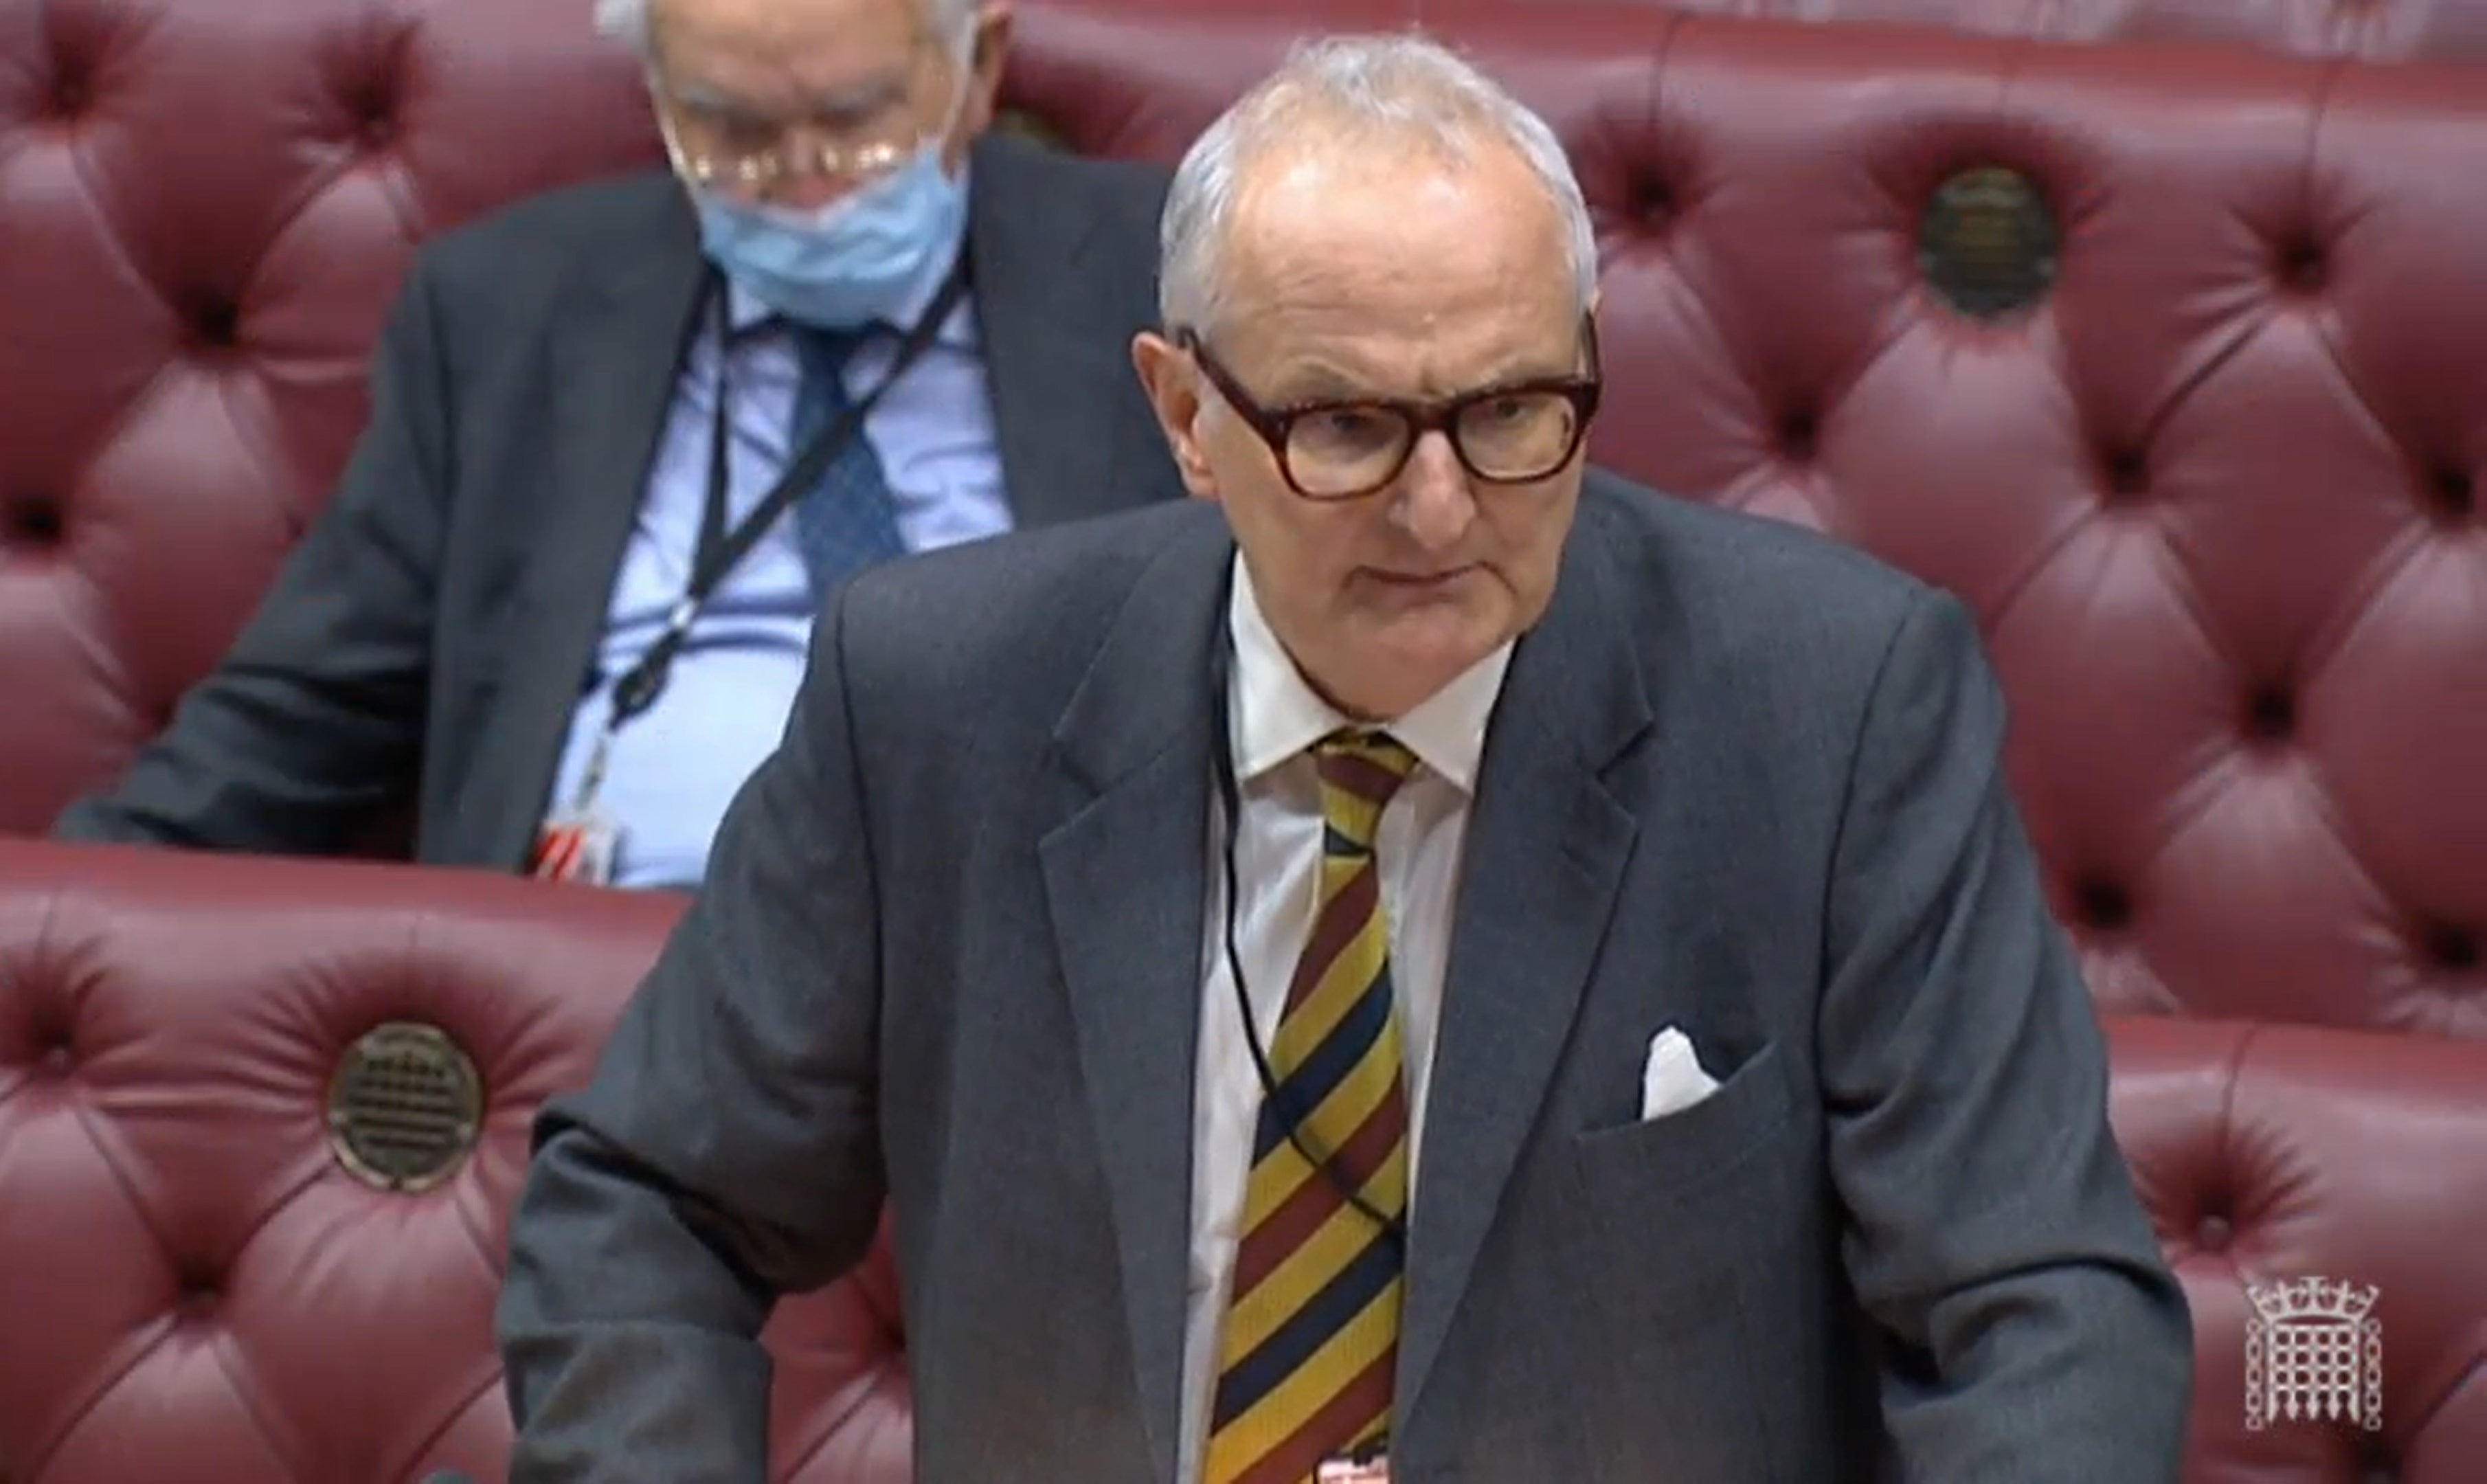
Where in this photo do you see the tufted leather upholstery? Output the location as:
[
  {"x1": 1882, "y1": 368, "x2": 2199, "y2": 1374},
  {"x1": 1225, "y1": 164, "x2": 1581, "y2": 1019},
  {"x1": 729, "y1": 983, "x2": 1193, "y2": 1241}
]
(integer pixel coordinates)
[
  {"x1": 0, "y1": 840, "x2": 2479, "y2": 1481},
  {"x1": 4, "y1": 3, "x2": 2484, "y2": 1479},
  {"x1": 994, "y1": 0, "x2": 2487, "y2": 1044},
  {"x1": 0, "y1": 0, "x2": 664, "y2": 839},
  {"x1": 2111, "y1": 1015, "x2": 2487, "y2": 1481},
  {"x1": 1644, "y1": 0, "x2": 2487, "y2": 61},
  {"x1": 10, "y1": 0, "x2": 2486, "y2": 1040},
  {"x1": 0, "y1": 842, "x2": 910, "y2": 1484}
]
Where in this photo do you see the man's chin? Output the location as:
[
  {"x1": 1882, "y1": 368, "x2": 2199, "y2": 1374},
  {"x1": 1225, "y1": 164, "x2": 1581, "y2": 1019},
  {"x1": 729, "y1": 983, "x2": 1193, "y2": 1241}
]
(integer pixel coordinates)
[
  {"x1": 1338, "y1": 639, "x2": 1498, "y2": 717},
  {"x1": 1377, "y1": 602, "x2": 1503, "y2": 662}
]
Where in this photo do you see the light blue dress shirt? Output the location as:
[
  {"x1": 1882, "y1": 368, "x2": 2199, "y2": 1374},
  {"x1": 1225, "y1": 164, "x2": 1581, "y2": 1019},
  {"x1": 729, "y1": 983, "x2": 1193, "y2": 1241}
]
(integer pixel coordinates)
[{"x1": 544, "y1": 248, "x2": 1011, "y2": 890}]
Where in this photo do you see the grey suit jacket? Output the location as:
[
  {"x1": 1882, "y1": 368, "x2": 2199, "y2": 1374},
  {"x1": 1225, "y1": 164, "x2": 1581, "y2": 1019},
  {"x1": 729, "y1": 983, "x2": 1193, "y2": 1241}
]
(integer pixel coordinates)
[
  {"x1": 497, "y1": 474, "x2": 2194, "y2": 1482},
  {"x1": 51, "y1": 132, "x2": 1180, "y2": 870}
]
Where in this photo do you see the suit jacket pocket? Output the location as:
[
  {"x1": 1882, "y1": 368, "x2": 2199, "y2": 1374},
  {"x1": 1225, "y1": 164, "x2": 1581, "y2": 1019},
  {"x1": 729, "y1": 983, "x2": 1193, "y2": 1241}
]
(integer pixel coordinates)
[
  {"x1": 1571, "y1": 1037, "x2": 1792, "y2": 1199},
  {"x1": 1555, "y1": 1039, "x2": 1801, "y2": 1317},
  {"x1": 1539, "y1": 1040, "x2": 1808, "y2": 1475}
]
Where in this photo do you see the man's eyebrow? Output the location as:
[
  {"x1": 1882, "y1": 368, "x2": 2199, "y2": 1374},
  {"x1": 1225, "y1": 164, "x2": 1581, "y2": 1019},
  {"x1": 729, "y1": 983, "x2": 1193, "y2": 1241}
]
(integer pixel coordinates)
[
  {"x1": 1262, "y1": 363, "x2": 1375, "y2": 403},
  {"x1": 1263, "y1": 355, "x2": 1581, "y2": 405},
  {"x1": 807, "y1": 74, "x2": 910, "y2": 115},
  {"x1": 670, "y1": 73, "x2": 910, "y2": 120},
  {"x1": 669, "y1": 79, "x2": 746, "y2": 113},
  {"x1": 1480, "y1": 358, "x2": 1589, "y2": 388}
]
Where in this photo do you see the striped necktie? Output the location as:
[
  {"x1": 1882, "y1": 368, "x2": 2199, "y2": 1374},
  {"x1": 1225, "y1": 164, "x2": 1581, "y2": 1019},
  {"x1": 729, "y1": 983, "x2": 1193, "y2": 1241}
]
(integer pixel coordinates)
[{"x1": 1206, "y1": 729, "x2": 1422, "y2": 1484}]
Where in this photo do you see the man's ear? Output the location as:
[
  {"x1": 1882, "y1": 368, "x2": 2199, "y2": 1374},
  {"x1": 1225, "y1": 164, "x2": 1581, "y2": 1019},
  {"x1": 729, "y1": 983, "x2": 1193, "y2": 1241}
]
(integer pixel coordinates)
[
  {"x1": 1131, "y1": 330, "x2": 1222, "y2": 502},
  {"x1": 963, "y1": 5, "x2": 1011, "y2": 128}
]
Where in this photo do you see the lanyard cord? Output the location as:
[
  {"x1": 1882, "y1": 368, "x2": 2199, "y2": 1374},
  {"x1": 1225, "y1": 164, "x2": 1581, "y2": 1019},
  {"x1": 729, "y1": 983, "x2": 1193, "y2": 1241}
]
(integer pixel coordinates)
[{"x1": 564, "y1": 255, "x2": 971, "y2": 811}]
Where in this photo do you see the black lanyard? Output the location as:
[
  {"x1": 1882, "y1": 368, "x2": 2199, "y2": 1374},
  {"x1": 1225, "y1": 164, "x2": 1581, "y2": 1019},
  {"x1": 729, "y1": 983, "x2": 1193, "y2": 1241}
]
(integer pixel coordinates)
[
  {"x1": 622, "y1": 255, "x2": 968, "y2": 726},
  {"x1": 563, "y1": 254, "x2": 971, "y2": 815},
  {"x1": 1206, "y1": 618, "x2": 1410, "y2": 1253}
]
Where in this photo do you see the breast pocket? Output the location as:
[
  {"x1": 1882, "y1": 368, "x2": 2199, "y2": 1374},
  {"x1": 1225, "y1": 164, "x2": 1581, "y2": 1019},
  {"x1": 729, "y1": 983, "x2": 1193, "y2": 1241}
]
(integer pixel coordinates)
[
  {"x1": 1573, "y1": 1038, "x2": 1792, "y2": 1192},
  {"x1": 1560, "y1": 1039, "x2": 1803, "y2": 1314}
]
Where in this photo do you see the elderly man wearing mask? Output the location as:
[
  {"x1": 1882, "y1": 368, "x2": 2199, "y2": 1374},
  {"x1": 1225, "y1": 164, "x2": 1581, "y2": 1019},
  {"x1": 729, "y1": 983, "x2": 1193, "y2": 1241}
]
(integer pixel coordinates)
[{"x1": 53, "y1": 0, "x2": 1181, "y2": 890}]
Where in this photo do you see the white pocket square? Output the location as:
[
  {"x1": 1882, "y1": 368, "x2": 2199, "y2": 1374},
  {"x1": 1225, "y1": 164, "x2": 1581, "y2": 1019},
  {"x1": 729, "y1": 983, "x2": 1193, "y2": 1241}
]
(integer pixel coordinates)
[{"x1": 1639, "y1": 1026, "x2": 1722, "y2": 1121}]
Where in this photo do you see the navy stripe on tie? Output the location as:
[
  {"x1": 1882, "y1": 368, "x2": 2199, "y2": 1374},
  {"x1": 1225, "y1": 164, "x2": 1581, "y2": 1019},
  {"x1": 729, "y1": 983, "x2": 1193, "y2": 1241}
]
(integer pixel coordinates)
[
  {"x1": 1211, "y1": 1222, "x2": 1402, "y2": 1425},
  {"x1": 1323, "y1": 822, "x2": 1373, "y2": 858},
  {"x1": 1252, "y1": 961, "x2": 1393, "y2": 1164}
]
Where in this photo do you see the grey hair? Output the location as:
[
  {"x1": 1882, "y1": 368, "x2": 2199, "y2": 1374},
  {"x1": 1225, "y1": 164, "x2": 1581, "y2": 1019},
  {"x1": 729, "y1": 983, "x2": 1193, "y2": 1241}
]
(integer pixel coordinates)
[
  {"x1": 594, "y1": 0, "x2": 980, "y2": 56},
  {"x1": 1158, "y1": 33, "x2": 1600, "y2": 334}
]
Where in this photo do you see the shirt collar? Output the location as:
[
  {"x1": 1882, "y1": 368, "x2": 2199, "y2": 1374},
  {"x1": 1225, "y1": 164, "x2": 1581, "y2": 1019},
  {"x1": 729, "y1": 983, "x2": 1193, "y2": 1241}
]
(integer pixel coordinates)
[
  {"x1": 725, "y1": 265, "x2": 979, "y2": 349},
  {"x1": 1226, "y1": 552, "x2": 1513, "y2": 794}
]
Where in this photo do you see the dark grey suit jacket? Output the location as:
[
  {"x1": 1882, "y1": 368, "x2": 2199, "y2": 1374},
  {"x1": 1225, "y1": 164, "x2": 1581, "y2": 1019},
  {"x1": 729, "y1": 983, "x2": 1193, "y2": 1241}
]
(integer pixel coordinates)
[
  {"x1": 497, "y1": 473, "x2": 2194, "y2": 1481},
  {"x1": 51, "y1": 133, "x2": 1180, "y2": 870}
]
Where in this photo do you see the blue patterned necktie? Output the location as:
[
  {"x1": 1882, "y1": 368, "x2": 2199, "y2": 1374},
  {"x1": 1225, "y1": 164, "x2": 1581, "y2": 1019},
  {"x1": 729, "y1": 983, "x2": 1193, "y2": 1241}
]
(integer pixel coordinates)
[{"x1": 787, "y1": 324, "x2": 908, "y2": 601}]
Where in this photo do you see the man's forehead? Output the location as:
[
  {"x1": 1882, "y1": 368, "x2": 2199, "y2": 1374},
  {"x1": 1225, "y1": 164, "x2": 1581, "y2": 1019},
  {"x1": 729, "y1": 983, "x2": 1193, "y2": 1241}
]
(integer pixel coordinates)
[
  {"x1": 1233, "y1": 142, "x2": 1557, "y2": 260},
  {"x1": 668, "y1": 67, "x2": 910, "y2": 113},
  {"x1": 654, "y1": 0, "x2": 940, "y2": 114},
  {"x1": 655, "y1": 0, "x2": 928, "y2": 64},
  {"x1": 1221, "y1": 155, "x2": 1568, "y2": 317},
  {"x1": 1218, "y1": 289, "x2": 1584, "y2": 402}
]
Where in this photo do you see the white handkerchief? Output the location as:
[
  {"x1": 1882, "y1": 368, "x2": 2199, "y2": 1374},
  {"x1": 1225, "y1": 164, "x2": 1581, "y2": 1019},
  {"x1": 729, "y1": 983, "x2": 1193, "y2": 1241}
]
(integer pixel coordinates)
[{"x1": 1639, "y1": 1026, "x2": 1722, "y2": 1121}]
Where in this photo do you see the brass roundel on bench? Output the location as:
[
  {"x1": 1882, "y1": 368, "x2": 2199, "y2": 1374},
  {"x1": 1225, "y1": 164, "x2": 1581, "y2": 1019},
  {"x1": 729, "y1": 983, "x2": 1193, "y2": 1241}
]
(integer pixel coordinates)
[
  {"x1": 1919, "y1": 166, "x2": 2060, "y2": 319},
  {"x1": 326, "y1": 1021, "x2": 484, "y2": 1192}
]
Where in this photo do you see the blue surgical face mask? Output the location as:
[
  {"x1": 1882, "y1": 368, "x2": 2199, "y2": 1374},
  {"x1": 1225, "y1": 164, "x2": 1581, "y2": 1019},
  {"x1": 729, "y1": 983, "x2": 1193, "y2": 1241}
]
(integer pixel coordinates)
[{"x1": 693, "y1": 143, "x2": 969, "y2": 329}]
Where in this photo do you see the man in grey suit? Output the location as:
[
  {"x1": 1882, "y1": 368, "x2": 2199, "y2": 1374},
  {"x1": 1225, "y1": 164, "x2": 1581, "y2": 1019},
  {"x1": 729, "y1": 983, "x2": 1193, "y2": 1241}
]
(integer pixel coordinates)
[
  {"x1": 498, "y1": 32, "x2": 2193, "y2": 1483},
  {"x1": 51, "y1": 0, "x2": 1179, "y2": 888}
]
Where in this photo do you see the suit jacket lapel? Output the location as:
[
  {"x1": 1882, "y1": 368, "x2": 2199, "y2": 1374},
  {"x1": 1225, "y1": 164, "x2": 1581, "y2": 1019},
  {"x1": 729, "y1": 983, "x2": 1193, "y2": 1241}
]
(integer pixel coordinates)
[
  {"x1": 1036, "y1": 508, "x2": 1234, "y2": 1478},
  {"x1": 476, "y1": 177, "x2": 708, "y2": 870},
  {"x1": 1398, "y1": 512, "x2": 1653, "y2": 1417},
  {"x1": 969, "y1": 135, "x2": 1168, "y2": 529}
]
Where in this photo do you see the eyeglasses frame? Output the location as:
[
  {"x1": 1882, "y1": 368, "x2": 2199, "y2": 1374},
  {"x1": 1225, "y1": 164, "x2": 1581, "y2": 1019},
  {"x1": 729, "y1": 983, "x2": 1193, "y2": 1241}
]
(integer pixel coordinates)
[
  {"x1": 645, "y1": 16, "x2": 986, "y2": 195},
  {"x1": 1174, "y1": 319, "x2": 1604, "y2": 501}
]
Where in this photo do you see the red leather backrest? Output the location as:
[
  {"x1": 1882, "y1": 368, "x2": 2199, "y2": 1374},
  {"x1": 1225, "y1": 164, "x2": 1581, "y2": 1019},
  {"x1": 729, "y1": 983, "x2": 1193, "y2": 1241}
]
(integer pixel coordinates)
[
  {"x1": 2105, "y1": 1015, "x2": 2487, "y2": 1481},
  {"x1": 994, "y1": 1, "x2": 2487, "y2": 1041},
  {"x1": 3, "y1": 0, "x2": 2481, "y2": 1041},
  {"x1": 0, "y1": 0, "x2": 662, "y2": 837},
  {"x1": 1636, "y1": 0, "x2": 2487, "y2": 61},
  {"x1": 0, "y1": 842, "x2": 910, "y2": 1484},
  {"x1": 2, "y1": 840, "x2": 2479, "y2": 1481}
]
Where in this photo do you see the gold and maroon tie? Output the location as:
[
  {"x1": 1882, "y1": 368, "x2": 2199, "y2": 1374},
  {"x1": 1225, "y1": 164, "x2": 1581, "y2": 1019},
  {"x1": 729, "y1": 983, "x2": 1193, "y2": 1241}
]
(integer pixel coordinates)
[{"x1": 1205, "y1": 730, "x2": 1421, "y2": 1484}]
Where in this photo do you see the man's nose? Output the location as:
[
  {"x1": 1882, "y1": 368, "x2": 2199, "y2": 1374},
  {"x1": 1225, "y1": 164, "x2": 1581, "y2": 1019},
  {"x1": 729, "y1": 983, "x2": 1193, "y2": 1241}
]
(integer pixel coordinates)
[
  {"x1": 1392, "y1": 431, "x2": 1478, "y2": 549},
  {"x1": 765, "y1": 147, "x2": 872, "y2": 212}
]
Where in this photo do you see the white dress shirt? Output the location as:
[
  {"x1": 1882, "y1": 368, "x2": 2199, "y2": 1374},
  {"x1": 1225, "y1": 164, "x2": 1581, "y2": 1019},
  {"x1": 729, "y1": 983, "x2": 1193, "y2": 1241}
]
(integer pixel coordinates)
[{"x1": 1177, "y1": 556, "x2": 1513, "y2": 1483}]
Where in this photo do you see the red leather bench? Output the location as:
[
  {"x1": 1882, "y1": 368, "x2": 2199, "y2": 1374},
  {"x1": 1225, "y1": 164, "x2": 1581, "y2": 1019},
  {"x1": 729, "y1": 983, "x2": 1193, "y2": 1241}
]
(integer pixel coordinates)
[
  {"x1": 1642, "y1": 0, "x2": 2487, "y2": 60},
  {"x1": 995, "y1": 1, "x2": 2487, "y2": 1044},
  {"x1": 0, "y1": 843, "x2": 901, "y2": 1483},
  {"x1": 2, "y1": 842, "x2": 2481, "y2": 1480},
  {"x1": 2, "y1": 1, "x2": 2482, "y2": 1481},
  {"x1": 8, "y1": 0, "x2": 2484, "y2": 1042}
]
